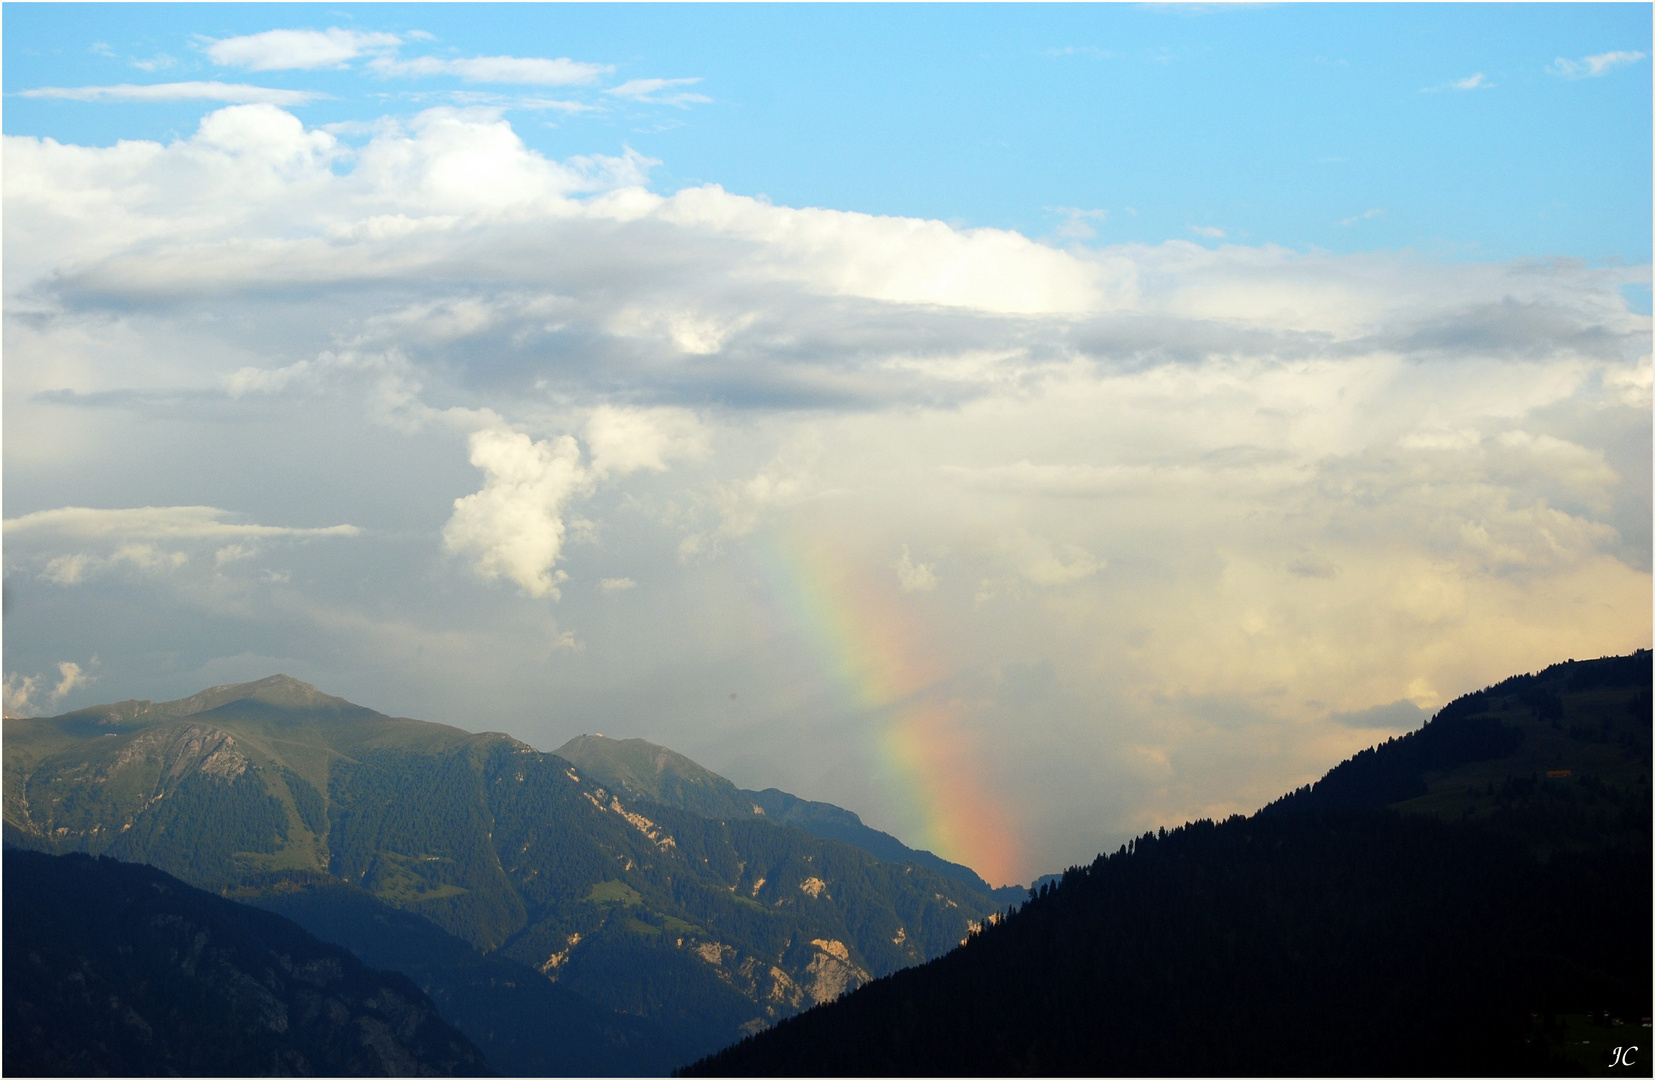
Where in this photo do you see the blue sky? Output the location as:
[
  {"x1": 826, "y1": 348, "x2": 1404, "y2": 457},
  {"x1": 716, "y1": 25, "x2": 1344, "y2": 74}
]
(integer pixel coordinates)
[
  {"x1": 4, "y1": 4, "x2": 1651, "y2": 882},
  {"x1": 6, "y1": 3, "x2": 1651, "y2": 273}
]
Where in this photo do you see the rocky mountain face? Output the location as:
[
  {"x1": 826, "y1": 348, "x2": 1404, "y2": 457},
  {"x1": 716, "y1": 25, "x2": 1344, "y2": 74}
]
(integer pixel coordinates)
[
  {"x1": 554, "y1": 734, "x2": 1022, "y2": 899},
  {"x1": 4, "y1": 849, "x2": 491, "y2": 1077},
  {"x1": 3, "y1": 675, "x2": 1009, "y2": 1068},
  {"x1": 688, "y1": 652, "x2": 1652, "y2": 1077}
]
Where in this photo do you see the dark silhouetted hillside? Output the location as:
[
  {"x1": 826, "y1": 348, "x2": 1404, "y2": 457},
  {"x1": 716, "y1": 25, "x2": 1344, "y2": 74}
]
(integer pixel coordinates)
[
  {"x1": 245, "y1": 876, "x2": 682, "y2": 1076},
  {"x1": 3, "y1": 849, "x2": 491, "y2": 1077}
]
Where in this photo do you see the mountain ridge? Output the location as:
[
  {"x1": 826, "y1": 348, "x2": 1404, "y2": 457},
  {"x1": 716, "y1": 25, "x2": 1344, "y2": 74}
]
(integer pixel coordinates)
[{"x1": 554, "y1": 734, "x2": 1019, "y2": 899}]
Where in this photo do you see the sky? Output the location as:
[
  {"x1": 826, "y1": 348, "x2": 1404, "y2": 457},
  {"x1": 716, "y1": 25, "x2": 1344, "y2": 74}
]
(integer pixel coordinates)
[{"x1": 3, "y1": 2, "x2": 1651, "y2": 886}]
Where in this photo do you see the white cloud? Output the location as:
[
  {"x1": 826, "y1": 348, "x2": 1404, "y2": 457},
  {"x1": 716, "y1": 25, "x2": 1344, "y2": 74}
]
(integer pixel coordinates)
[
  {"x1": 436, "y1": 92, "x2": 595, "y2": 113},
  {"x1": 443, "y1": 426, "x2": 593, "y2": 598},
  {"x1": 40, "y1": 546, "x2": 189, "y2": 584},
  {"x1": 216, "y1": 543, "x2": 258, "y2": 566},
  {"x1": 605, "y1": 77, "x2": 711, "y2": 106},
  {"x1": 1, "y1": 674, "x2": 41, "y2": 717},
  {"x1": 20, "y1": 82, "x2": 325, "y2": 105},
  {"x1": 1050, "y1": 206, "x2": 1109, "y2": 241},
  {"x1": 370, "y1": 55, "x2": 612, "y2": 85},
  {"x1": 651, "y1": 184, "x2": 1121, "y2": 314},
  {"x1": 4, "y1": 506, "x2": 359, "y2": 541},
  {"x1": 3, "y1": 105, "x2": 1118, "y2": 321},
  {"x1": 1422, "y1": 72, "x2": 1491, "y2": 93},
  {"x1": 1338, "y1": 208, "x2": 1384, "y2": 226},
  {"x1": 895, "y1": 546, "x2": 938, "y2": 592},
  {"x1": 51, "y1": 661, "x2": 94, "y2": 703},
  {"x1": 2, "y1": 660, "x2": 97, "y2": 716},
  {"x1": 205, "y1": 28, "x2": 402, "y2": 71},
  {"x1": 1189, "y1": 224, "x2": 1226, "y2": 239},
  {"x1": 7, "y1": 508, "x2": 357, "y2": 587},
  {"x1": 1549, "y1": 51, "x2": 1646, "y2": 79},
  {"x1": 585, "y1": 406, "x2": 710, "y2": 478},
  {"x1": 599, "y1": 577, "x2": 638, "y2": 593}
]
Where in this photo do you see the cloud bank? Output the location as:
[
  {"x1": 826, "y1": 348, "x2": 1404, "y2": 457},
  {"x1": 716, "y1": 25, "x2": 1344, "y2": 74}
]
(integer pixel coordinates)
[{"x1": 3, "y1": 103, "x2": 1648, "y2": 881}]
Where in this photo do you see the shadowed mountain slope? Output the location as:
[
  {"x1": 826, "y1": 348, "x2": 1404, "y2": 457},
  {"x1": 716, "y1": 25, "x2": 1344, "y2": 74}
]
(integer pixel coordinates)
[
  {"x1": 242, "y1": 876, "x2": 680, "y2": 1076},
  {"x1": 555, "y1": 734, "x2": 1021, "y2": 900},
  {"x1": 687, "y1": 651, "x2": 1652, "y2": 1077},
  {"x1": 4, "y1": 675, "x2": 1007, "y2": 1068},
  {"x1": 3, "y1": 849, "x2": 491, "y2": 1077}
]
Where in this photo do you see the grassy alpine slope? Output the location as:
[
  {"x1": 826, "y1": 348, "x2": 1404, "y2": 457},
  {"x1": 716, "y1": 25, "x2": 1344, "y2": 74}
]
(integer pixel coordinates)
[
  {"x1": 686, "y1": 651, "x2": 1652, "y2": 1077},
  {"x1": 2, "y1": 675, "x2": 1006, "y2": 1067}
]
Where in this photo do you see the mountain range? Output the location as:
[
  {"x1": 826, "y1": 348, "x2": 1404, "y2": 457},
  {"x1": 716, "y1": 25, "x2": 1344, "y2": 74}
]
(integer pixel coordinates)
[
  {"x1": 6, "y1": 653, "x2": 1648, "y2": 1075},
  {"x1": 2, "y1": 674, "x2": 1012, "y2": 1070}
]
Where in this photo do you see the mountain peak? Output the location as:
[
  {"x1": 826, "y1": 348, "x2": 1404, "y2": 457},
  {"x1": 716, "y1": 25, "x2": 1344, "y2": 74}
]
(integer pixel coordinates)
[
  {"x1": 44, "y1": 674, "x2": 362, "y2": 731},
  {"x1": 165, "y1": 674, "x2": 352, "y2": 717},
  {"x1": 555, "y1": 735, "x2": 740, "y2": 806}
]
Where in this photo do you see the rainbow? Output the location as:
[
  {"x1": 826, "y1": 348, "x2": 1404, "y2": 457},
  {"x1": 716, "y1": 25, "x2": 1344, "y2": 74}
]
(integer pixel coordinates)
[{"x1": 755, "y1": 526, "x2": 1021, "y2": 887}]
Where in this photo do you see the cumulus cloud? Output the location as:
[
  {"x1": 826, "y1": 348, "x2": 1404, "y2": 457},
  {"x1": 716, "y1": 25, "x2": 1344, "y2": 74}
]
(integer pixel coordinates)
[
  {"x1": 20, "y1": 82, "x2": 325, "y2": 105},
  {"x1": 2, "y1": 660, "x2": 97, "y2": 716},
  {"x1": 585, "y1": 406, "x2": 709, "y2": 478},
  {"x1": 896, "y1": 547, "x2": 939, "y2": 592},
  {"x1": 443, "y1": 427, "x2": 593, "y2": 598},
  {"x1": 1549, "y1": 51, "x2": 1646, "y2": 79},
  {"x1": 204, "y1": 27, "x2": 402, "y2": 70},
  {"x1": 369, "y1": 54, "x2": 612, "y2": 85},
  {"x1": 1, "y1": 674, "x2": 40, "y2": 717}
]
